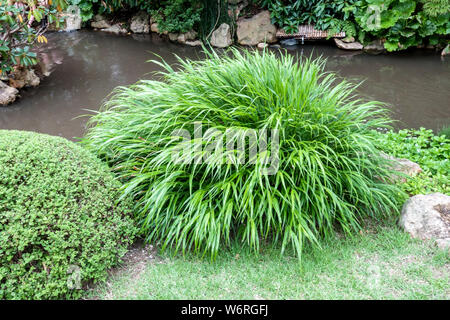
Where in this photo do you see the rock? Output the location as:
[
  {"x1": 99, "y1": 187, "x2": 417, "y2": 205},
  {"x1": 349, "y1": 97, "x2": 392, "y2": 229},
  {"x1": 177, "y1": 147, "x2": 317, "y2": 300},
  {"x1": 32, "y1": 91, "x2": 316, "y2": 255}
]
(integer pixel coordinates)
[
  {"x1": 150, "y1": 22, "x2": 169, "y2": 35},
  {"x1": 363, "y1": 40, "x2": 386, "y2": 55},
  {"x1": 210, "y1": 23, "x2": 232, "y2": 48},
  {"x1": 91, "y1": 15, "x2": 111, "y2": 29},
  {"x1": 151, "y1": 23, "x2": 168, "y2": 35},
  {"x1": 168, "y1": 33, "x2": 179, "y2": 42},
  {"x1": 151, "y1": 23, "x2": 159, "y2": 33},
  {"x1": 442, "y1": 44, "x2": 450, "y2": 56},
  {"x1": 101, "y1": 24, "x2": 128, "y2": 35},
  {"x1": 175, "y1": 30, "x2": 198, "y2": 44},
  {"x1": 0, "y1": 81, "x2": 19, "y2": 106},
  {"x1": 184, "y1": 30, "x2": 198, "y2": 41},
  {"x1": 381, "y1": 153, "x2": 422, "y2": 183},
  {"x1": 130, "y1": 12, "x2": 150, "y2": 34},
  {"x1": 8, "y1": 68, "x2": 40, "y2": 89},
  {"x1": 400, "y1": 193, "x2": 450, "y2": 249},
  {"x1": 228, "y1": 0, "x2": 243, "y2": 4},
  {"x1": 63, "y1": 13, "x2": 82, "y2": 32},
  {"x1": 63, "y1": 5, "x2": 82, "y2": 31},
  {"x1": 177, "y1": 33, "x2": 187, "y2": 44},
  {"x1": 185, "y1": 40, "x2": 203, "y2": 47},
  {"x1": 257, "y1": 42, "x2": 268, "y2": 50},
  {"x1": 237, "y1": 10, "x2": 277, "y2": 46},
  {"x1": 334, "y1": 38, "x2": 363, "y2": 50}
]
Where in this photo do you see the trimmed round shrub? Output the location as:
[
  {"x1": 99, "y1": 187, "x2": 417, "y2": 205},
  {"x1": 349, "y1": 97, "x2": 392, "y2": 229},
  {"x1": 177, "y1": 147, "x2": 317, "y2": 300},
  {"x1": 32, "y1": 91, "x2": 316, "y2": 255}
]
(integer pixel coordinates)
[
  {"x1": 0, "y1": 130, "x2": 136, "y2": 299},
  {"x1": 83, "y1": 49, "x2": 403, "y2": 259}
]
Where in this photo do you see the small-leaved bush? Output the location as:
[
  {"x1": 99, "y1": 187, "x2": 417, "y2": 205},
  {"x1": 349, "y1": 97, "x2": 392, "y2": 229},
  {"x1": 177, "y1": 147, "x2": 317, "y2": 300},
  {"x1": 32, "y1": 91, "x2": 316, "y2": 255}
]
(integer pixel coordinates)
[
  {"x1": 375, "y1": 128, "x2": 450, "y2": 195},
  {"x1": 0, "y1": 130, "x2": 136, "y2": 299},
  {"x1": 83, "y1": 49, "x2": 403, "y2": 259}
]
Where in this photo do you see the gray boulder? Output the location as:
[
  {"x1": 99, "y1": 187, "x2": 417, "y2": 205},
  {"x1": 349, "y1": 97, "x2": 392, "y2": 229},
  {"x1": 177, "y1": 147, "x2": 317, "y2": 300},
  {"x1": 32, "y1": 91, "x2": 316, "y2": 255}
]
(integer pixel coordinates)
[
  {"x1": 102, "y1": 24, "x2": 128, "y2": 35},
  {"x1": 236, "y1": 10, "x2": 276, "y2": 46},
  {"x1": 400, "y1": 193, "x2": 450, "y2": 249},
  {"x1": 334, "y1": 38, "x2": 363, "y2": 50},
  {"x1": 130, "y1": 12, "x2": 150, "y2": 34},
  {"x1": 8, "y1": 68, "x2": 40, "y2": 89},
  {"x1": 381, "y1": 153, "x2": 422, "y2": 183},
  {"x1": 0, "y1": 81, "x2": 19, "y2": 106},
  {"x1": 91, "y1": 15, "x2": 111, "y2": 29},
  {"x1": 177, "y1": 30, "x2": 198, "y2": 44},
  {"x1": 63, "y1": 6, "x2": 82, "y2": 31},
  {"x1": 210, "y1": 23, "x2": 232, "y2": 48},
  {"x1": 364, "y1": 40, "x2": 386, "y2": 55}
]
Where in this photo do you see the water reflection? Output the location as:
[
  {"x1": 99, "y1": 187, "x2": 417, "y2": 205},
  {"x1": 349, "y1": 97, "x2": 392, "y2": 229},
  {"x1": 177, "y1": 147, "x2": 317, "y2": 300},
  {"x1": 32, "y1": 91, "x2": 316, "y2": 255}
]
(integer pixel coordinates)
[{"x1": 0, "y1": 32, "x2": 448, "y2": 140}]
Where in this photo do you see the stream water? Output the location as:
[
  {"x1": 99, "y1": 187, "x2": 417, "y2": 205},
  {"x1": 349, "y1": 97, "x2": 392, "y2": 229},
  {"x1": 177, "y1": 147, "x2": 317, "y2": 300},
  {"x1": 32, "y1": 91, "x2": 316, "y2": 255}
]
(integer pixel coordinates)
[{"x1": 1, "y1": 30, "x2": 449, "y2": 140}]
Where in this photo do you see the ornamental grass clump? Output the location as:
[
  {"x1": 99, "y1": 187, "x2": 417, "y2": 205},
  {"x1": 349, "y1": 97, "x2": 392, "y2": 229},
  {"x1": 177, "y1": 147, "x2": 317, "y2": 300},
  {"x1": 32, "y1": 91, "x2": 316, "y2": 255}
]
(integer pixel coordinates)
[{"x1": 83, "y1": 49, "x2": 403, "y2": 259}]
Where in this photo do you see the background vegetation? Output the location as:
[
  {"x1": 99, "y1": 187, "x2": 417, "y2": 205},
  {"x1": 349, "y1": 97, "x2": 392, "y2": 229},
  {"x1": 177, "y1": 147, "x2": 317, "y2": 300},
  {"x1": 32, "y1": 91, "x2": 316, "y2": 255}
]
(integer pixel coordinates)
[
  {"x1": 0, "y1": 130, "x2": 136, "y2": 299},
  {"x1": 259, "y1": 0, "x2": 450, "y2": 51},
  {"x1": 69, "y1": 0, "x2": 230, "y2": 36}
]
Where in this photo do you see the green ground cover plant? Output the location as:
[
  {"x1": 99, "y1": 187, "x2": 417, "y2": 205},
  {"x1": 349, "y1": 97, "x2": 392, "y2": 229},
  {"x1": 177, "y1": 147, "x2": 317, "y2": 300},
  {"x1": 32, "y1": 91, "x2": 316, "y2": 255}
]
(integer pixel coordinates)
[
  {"x1": 375, "y1": 128, "x2": 450, "y2": 195},
  {"x1": 82, "y1": 49, "x2": 404, "y2": 260},
  {"x1": 0, "y1": 130, "x2": 136, "y2": 299}
]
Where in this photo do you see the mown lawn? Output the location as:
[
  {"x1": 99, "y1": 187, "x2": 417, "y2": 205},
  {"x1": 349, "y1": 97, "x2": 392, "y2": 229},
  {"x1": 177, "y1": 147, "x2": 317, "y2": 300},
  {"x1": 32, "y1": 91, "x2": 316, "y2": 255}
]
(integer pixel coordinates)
[{"x1": 87, "y1": 220, "x2": 449, "y2": 300}]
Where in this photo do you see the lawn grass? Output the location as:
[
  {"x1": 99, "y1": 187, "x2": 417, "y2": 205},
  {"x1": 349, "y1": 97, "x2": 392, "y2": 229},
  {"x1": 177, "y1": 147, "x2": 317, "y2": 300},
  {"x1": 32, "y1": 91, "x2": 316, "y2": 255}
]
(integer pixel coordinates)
[{"x1": 87, "y1": 219, "x2": 449, "y2": 300}]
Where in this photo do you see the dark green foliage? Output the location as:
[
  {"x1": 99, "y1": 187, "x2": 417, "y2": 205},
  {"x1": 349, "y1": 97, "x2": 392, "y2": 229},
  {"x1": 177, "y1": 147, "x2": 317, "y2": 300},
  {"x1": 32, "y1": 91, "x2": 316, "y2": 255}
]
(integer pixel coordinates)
[
  {"x1": 150, "y1": 0, "x2": 203, "y2": 33},
  {"x1": 350, "y1": 0, "x2": 450, "y2": 51},
  {"x1": 259, "y1": 0, "x2": 357, "y2": 35},
  {"x1": 83, "y1": 49, "x2": 403, "y2": 260},
  {"x1": 68, "y1": 0, "x2": 205, "y2": 33},
  {"x1": 0, "y1": 130, "x2": 136, "y2": 299}
]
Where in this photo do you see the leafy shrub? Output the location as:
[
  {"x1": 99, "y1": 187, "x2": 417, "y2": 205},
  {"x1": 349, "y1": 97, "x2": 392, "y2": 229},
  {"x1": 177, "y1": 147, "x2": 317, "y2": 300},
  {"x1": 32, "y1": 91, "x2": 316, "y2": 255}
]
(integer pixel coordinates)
[
  {"x1": 0, "y1": 0, "x2": 67, "y2": 76},
  {"x1": 260, "y1": 0, "x2": 357, "y2": 35},
  {"x1": 0, "y1": 130, "x2": 136, "y2": 299},
  {"x1": 344, "y1": 0, "x2": 450, "y2": 51},
  {"x1": 374, "y1": 128, "x2": 450, "y2": 195},
  {"x1": 150, "y1": 0, "x2": 202, "y2": 33},
  {"x1": 83, "y1": 49, "x2": 403, "y2": 259}
]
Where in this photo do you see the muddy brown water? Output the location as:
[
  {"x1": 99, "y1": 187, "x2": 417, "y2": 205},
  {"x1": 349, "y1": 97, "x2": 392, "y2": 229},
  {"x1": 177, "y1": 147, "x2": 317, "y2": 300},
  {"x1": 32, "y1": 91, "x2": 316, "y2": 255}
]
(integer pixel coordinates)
[{"x1": 1, "y1": 30, "x2": 449, "y2": 140}]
